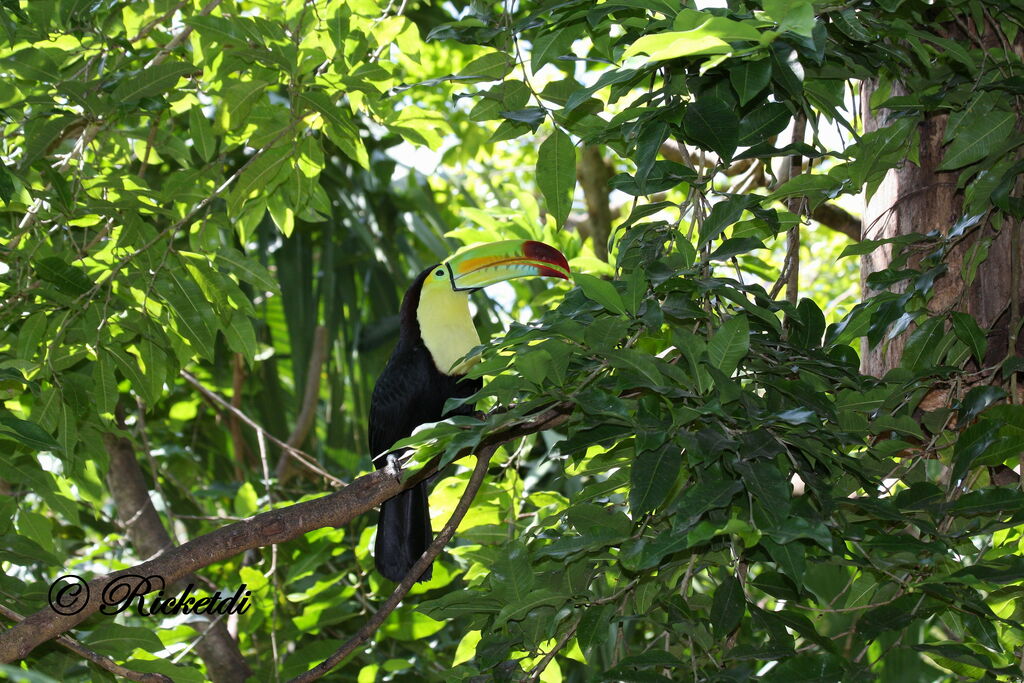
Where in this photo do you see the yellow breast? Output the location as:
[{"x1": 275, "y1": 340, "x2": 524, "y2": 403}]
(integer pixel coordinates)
[{"x1": 417, "y1": 284, "x2": 481, "y2": 375}]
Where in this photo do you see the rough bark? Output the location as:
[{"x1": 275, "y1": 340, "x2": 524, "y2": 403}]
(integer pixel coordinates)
[
  {"x1": 860, "y1": 27, "x2": 1024, "y2": 384},
  {"x1": 860, "y1": 90, "x2": 965, "y2": 377},
  {"x1": 577, "y1": 145, "x2": 614, "y2": 262}
]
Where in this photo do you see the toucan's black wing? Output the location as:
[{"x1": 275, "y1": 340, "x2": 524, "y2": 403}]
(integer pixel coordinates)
[{"x1": 370, "y1": 342, "x2": 481, "y2": 582}]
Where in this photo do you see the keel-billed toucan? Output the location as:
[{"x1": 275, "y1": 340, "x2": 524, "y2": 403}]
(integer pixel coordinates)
[{"x1": 370, "y1": 239, "x2": 570, "y2": 582}]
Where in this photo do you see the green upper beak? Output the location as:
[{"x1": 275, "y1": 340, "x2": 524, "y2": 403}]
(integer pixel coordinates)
[{"x1": 443, "y1": 240, "x2": 571, "y2": 291}]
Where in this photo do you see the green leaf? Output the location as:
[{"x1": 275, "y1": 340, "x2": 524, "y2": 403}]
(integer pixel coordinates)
[
  {"x1": 901, "y1": 317, "x2": 944, "y2": 371},
  {"x1": 584, "y1": 316, "x2": 630, "y2": 350},
  {"x1": 699, "y1": 195, "x2": 752, "y2": 247},
  {"x1": 958, "y1": 386, "x2": 1005, "y2": 424},
  {"x1": 515, "y1": 349, "x2": 551, "y2": 387},
  {"x1": 767, "y1": 173, "x2": 842, "y2": 208},
  {"x1": 300, "y1": 92, "x2": 369, "y2": 169},
  {"x1": 737, "y1": 102, "x2": 791, "y2": 146},
  {"x1": 184, "y1": 14, "x2": 249, "y2": 43},
  {"x1": 707, "y1": 237, "x2": 764, "y2": 261},
  {"x1": 1, "y1": 48, "x2": 63, "y2": 82},
  {"x1": 951, "y1": 312, "x2": 987, "y2": 362},
  {"x1": 730, "y1": 59, "x2": 772, "y2": 106},
  {"x1": 228, "y1": 146, "x2": 291, "y2": 216},
  {"x1": 566, "y1": 503, "x2": 633, "y2": 539},
  {"x1": 20, "y1": 114, "x2": 76, "y2": 171},
  {"x1": 711, "y1": 575, "x2": 745, "y2": 637},
  {"x1": 0, "y1": 163, "x2": 13, "y2": 203},
  {"x1": 938, "y1": 110, "x2": 1016, "y2": 171},
  {"x1": 0, "y1": 410, "x2": 60, "y2": 452},
  {"x1": 224, "y1": 311, "x2": 258, "y2": 361},
  {"x1": 494, "y1": 588, "x2": 566, "y2": 627},
  {"x1": 234, "y1": 482, "x2": 259, "y2": 517},
  {"x1": 536, "y1": 129, "x2": 576, "y2": 228},
  {"x1": 106, "y1": 347, "x2": 155, "y2": 404},
  {"x1": 86, "y1": 624, "x2": 164, "y2": 658},
  {"x1": 621, "y1": 30, "x2": 731, "y2": 63},
  {"x1": 763, "y1": 0, "x2": 815, "y2": 36},
  {"x1": 531, "y1": 27, "x2": 577, "y2": 74},
  {"x1": 155, "y1": 271, "x2": 218, "y2": 360},
  {"x1": 706, "y1": 315, "x2": 749, "y2": 375},
  {"x1": 608, "y1": 349, "x2": 668, "y2": 388},
  {"x1": 15, "y1": 312, "x2": 48, "y2": 361},
  {"x1": 215, "y1": 247, "x2": 280, "y2": 294},
  {"x1": 677, "y1": 478, "x2": 743, "y2": 524},
  {"x1": 832, "y1": 8, "x2": 874, "y2": 42},
  {"x1": 951, "y1": 420, "x2": 999, "y2": 486},
  {"x1": 189, "y1": 106, "x2": 216, "y2": 162},
  {"x1": 564, "y1": 68, "x2": 638, "y2": 112},
  {"x1": 915, "y1": 644, "x2": 990, "y2": 680},
  {"x1": 630, "y1": 442, "x2": 680, "y2": 514},
  {"x1": 491, "y1": 542, "x2": 534, "y2": 602},
  {"x1": 17, "y1": 509, "x2": 54, "y2": 554},
  {"x1": 92, "y1": 353, "x2": 119, "y2": 414},
  {"x1": 111, "y1": 60, "x2": 195, "y2": 102},
  {"x1": 456, "y1": 51, "x2": 514, "y2": 81},
  {"x1": 0, "y1": 533, "x2": 60, "y2": 566},
  {"x1": 735, "y1": 460, "x2": 791, "y2": 527},
  {"x1": 683, "y1": 97, "x2": 739, "y2": 161},
  {"x1": 574, "y1": 273, "x2": 625, "y2": 315},
  {"x1": 577, "y1": 603, "x2": 616, "y2": 653},
  {"x1": 499, "y1": 107, "x2": 545, "y2": 127},
  {"x1": 418, "y1": 591, "x2": 502, "y2": 620},
  {"x1": 35, "y1": 257, "x2": 92, "y2": 295}
]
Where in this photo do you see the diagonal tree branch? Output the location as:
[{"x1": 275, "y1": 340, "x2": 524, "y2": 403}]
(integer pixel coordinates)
[{"x1": 0, "y1": 403, "x2": 574, "y2": 664}]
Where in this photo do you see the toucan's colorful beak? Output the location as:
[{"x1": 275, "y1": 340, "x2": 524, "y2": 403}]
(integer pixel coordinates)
[{"x1": 444, "y1": 240, "x2": 571, "y2": 290}]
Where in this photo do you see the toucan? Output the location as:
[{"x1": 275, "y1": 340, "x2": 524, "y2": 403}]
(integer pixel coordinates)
[{"x1": 370, "y1": 239, "x2": 571, "y2": 582}]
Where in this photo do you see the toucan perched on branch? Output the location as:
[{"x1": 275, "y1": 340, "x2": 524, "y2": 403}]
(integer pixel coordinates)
[{"x1": 370, "y1": 239, "x2": 570, "y2": 582}]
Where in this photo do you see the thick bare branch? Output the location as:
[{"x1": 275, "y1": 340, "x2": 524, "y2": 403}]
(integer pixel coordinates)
[
  {"x1": 811, "y1": 202, "x2": 861, "y2": 241},
  {"x1": 0, "y1": 403, "x2": 573, "y2": 664}
]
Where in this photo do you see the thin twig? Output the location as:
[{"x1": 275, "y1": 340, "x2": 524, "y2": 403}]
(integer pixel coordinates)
[
  {"x1": 181, "y1": 370, "x2": 343, "y2": 485},
  {"x1": 528, "y1": 620, "x2": 580, "y2": 682},
  {"x1": 287, "y1": 446, "x2": 499, "y2": 683},
  {"x1": 145, "y1": 0, "x2": 226, "y2": 68},
  {"x1": 130, "y1": 0, "x2": 189, "y2": 42}
]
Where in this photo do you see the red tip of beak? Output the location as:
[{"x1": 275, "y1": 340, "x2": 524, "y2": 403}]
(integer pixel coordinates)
[{"x1": 524, "y1": 240, "x2": 571, "y2": 279}]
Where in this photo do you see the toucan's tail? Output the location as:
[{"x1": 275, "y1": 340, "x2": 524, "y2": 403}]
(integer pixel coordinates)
[{"x1": 374, "y1": 482, "x2": 433, "y2": 583}]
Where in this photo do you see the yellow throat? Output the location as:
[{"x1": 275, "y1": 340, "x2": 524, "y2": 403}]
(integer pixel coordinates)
[{"x1": 417, "y1": 282, "x2": 481, "y2": 375}]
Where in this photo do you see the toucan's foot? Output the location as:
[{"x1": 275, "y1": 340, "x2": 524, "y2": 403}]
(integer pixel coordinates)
[{"x1": 385, "y1": 452, "x2": 402, "y2": 482}]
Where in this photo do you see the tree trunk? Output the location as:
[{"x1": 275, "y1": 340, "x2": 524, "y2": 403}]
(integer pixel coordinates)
[{"x1": 861, "y1": 88, "x2": 1024, "y2": 383}]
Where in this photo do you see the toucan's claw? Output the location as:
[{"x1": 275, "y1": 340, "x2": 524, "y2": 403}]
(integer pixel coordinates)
[{"x1": 386, "y1": 452, "x2": 402, "y2": 482}]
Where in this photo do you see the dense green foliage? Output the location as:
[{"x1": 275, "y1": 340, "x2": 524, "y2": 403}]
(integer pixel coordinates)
[{"x1": 2, "y1": 0, "x2": 1024, "y2": 681}]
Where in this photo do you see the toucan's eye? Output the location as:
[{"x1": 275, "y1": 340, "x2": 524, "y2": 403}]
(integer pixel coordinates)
[{"x1": 435, "y1": 269, "x2": 444, "y2": 277}]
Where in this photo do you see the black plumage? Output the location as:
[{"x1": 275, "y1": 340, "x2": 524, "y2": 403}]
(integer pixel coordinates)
[{"x1": 370, "y1": 266, "x2": 481, "y2": 583}]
